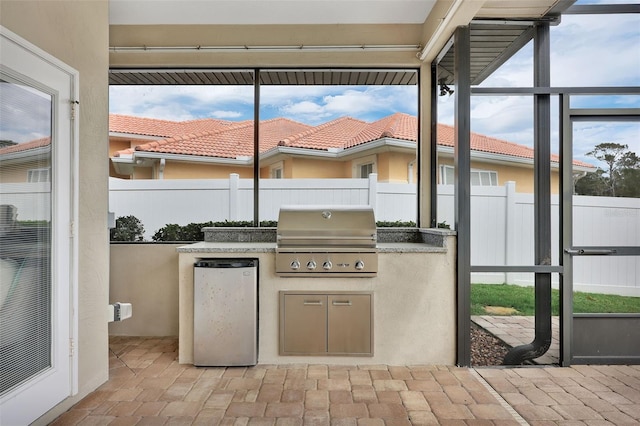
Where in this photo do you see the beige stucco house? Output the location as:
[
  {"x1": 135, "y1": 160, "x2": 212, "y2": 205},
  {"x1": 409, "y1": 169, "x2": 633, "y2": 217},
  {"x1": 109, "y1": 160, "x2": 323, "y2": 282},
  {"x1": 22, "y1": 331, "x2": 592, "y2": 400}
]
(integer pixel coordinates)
[
  {"x1": 109, "y1": 113, "x2": 594, "y2": 193},
  {"x1": 0, "y1": 1, "x2": 587, "y2": 424}
]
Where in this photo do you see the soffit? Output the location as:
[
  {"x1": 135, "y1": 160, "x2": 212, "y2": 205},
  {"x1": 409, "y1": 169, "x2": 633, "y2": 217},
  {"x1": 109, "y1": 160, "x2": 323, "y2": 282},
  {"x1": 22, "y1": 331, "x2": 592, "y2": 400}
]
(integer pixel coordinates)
[{"x1": 437, "y1": 0, "x2": 576, "y2": 85}]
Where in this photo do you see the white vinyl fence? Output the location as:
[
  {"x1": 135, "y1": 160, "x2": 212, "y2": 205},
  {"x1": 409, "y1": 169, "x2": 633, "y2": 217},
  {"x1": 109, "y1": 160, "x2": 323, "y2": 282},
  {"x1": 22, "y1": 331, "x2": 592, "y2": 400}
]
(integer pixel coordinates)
[
  {"x1": 107, "y1": 174, "x2": 418, "y2": 237},
  {"x1": 106, "y1": 175, "x2": 640, "y2": 296},
  {"x1": 438, "y1": 182, "x2": 640, "y2": 296},
  {"x1": 3, "y1": 175, "x2": 637, "y2": 295}
]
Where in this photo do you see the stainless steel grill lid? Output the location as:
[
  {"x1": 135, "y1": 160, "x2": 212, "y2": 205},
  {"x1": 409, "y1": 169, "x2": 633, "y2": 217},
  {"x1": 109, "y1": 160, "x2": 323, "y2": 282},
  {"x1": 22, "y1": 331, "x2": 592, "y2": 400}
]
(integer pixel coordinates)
[{"x1": 276, "y1": 205, "x2": 377, "y2": 277}]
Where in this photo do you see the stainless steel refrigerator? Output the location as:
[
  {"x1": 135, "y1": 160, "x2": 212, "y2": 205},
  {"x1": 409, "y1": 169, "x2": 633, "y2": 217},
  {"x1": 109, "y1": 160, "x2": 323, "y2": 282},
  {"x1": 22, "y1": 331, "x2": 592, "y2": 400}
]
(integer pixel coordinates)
[{"x1": 193, "y1": 259, "x2": 258, "y2": 366}]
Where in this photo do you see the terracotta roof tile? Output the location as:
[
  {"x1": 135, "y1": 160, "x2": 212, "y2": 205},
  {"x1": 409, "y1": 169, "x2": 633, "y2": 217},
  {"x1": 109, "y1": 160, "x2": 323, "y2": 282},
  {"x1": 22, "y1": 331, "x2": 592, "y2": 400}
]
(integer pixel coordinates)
[
  {"x1": 279, "y1": 117, "x2": 368, "y2": 150},
  {"x1": 346, "y1": 112, "x2": 417, "y2": 147},
  {"x1": 109, "y1": 114, "x2": 183, "y2": 138},
  {"x1": 127, "y1": 118, "x2": 312, "y2": 159},
  {"x1": 436, "y1": 124, "x2": 592, "y2": 167},
  {"x1": 110, "y1": 113, "x2": 594, "y2": 168},
  {"x1": 109, "y1": 114, "x2": 234, "y2": 139},
  {"x1": 0, "y1": 137, "x2": 50, "y2": 155}
]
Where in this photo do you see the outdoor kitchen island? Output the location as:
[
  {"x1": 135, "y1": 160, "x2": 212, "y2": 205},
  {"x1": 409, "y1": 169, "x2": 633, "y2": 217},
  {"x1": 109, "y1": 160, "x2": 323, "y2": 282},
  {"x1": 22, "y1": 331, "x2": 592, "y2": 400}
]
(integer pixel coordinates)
[{"x1": 176, "y1": 227, "x2": 456, "y2": 366}]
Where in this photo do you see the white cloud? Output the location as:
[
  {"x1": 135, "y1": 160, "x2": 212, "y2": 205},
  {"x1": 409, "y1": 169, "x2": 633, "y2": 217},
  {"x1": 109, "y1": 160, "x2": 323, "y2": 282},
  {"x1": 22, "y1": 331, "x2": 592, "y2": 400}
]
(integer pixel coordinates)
[
  {"x1": 210, "y1": 110, "x2": 242, "y2": 119},
  {"x1": 280, "y1": 100, "x2": 326, "y2": 116},
  {"x1": 551, "y1": 14, "x2": 640, "y2": 86},
  {"x1": 109, "y1": 85, "x2": 253, "y2": 120},
  {"x1": 270, "y1": 86, "x2": 417, "y2": 123}
]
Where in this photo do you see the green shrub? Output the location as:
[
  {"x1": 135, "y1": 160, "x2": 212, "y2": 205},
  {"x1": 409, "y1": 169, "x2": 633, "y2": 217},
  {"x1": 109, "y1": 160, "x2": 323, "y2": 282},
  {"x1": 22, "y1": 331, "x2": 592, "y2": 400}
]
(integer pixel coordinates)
[
  {"x1": 152, "y1": 219, "x2": 431, "y2": 242},
  {"x1": 376, "y1": 220, "x2": 416, "y2": 227},
  {"x1": 111, "y1": 215, "x2": 145, "y2": 241},
  {"x1": 152, "y1": 220, "x2": 277, "y2": 242},
  {"x1": 152, "y1": 222, "x2": 212, "y2": 242}
]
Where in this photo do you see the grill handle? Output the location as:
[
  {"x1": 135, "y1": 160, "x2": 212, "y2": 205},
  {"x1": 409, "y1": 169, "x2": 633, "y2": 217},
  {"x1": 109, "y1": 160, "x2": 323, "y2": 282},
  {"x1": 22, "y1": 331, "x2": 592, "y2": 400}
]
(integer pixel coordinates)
[
  {"x1": 332, "y1": 300, "x2": 352, "y2": 306},
  {"x1": 303, "y1": 300, "x2": 323, "y2": 306}
]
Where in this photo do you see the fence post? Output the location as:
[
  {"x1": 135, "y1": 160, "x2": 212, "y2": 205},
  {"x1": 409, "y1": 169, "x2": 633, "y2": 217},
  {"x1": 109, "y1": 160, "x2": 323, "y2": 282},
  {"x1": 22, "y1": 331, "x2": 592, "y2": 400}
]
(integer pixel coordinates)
[
  {"x1": 368, "y1": 173, "x2": 378, "y2": 210},
  {"x1": 505, "y1": 181, "x2": 517, "y2": 284},
  {"x1": 369, "y1": 173, "x2": 378, "y2": 211},
  {"x1": 229, "y1": 173, "x2": 239, "y2": 221}
]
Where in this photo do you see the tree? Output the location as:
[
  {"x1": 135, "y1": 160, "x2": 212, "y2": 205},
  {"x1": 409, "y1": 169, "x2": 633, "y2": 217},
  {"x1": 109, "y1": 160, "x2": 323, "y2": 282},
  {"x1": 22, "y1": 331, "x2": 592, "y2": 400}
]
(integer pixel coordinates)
[{"x1": 575, "y1": 143, "x2": 640, "y2": 198}]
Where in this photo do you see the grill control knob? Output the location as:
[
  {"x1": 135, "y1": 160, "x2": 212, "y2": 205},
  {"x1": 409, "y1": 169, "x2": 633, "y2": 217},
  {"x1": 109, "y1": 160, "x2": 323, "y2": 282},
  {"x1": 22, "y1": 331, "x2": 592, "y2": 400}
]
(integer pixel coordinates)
[
  {"x1": 290, "y1": 260, "x2": 300, "y2": 270},
  {"x1": 354, "y1": 260, "x2": 365, "y2": 270},
  {"x1": 307, "y1": 260, "x2": 317, "y2": 270},
  {"x1": 323, "y1": 260, "x2": 332, "y2": 270}
]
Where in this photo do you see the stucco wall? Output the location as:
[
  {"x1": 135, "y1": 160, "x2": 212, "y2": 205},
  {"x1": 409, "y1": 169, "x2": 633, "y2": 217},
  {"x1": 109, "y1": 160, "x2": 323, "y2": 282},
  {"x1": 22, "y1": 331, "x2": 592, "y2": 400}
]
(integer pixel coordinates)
[
  {"x1": 109, "y1": 244, "x2": 181, "y2": 336},
  {"x1": 0, "y1": 1, "x2": 110, "y2": 423}
]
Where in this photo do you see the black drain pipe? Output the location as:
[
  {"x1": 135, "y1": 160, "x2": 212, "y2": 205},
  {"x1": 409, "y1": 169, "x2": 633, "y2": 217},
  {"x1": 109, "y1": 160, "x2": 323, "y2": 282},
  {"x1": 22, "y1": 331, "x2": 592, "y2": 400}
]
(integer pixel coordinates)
[
  {"x1": 503, "y1": 274, "x2": 553, "y2": 364},
  {"x1": 503, "y1": 23, "x2": 553, "y2": 366}
]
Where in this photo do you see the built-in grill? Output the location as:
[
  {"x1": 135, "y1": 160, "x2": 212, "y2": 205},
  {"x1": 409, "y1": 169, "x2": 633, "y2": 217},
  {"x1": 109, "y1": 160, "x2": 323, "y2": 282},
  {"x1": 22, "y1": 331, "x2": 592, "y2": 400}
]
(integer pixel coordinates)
[{"x1": 275, "y1": 205, "x2": 377, "y2": 277}]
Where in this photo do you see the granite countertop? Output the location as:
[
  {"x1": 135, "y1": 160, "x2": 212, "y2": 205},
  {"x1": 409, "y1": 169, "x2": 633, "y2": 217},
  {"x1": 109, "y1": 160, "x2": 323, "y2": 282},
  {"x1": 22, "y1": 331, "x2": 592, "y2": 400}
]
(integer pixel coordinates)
[
  {"x1": 176, "y1": 227, "x2": 454, "y2": 253},
  {"x1": 177, "y1": 241, "x2": 448, "y2": 253}
]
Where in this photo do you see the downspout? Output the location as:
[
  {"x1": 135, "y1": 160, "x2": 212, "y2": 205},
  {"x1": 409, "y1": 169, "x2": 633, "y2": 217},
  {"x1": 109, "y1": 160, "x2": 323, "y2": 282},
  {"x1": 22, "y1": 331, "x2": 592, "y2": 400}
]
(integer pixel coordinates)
[
  {"x1": 503, "y1": 23, "x2": 553, "y2": 365},
  {"x1": 408, "y1": 160, "x2": 415, "y2": 184},
  {"x1": 158, "y1": 158, "x2": 165, "y2": 180}
]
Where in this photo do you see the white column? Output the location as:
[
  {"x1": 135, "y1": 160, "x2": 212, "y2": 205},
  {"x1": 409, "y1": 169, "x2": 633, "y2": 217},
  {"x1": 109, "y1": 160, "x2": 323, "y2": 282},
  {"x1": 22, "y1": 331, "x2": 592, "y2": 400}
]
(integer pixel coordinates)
[
  {"x1": 368, "y1": 173, "x2": 378, "y2": 210},
  {"x1": 505, "y1": 181, "x2": 517, "y2": 284},
  {"x1": 229, "y1": 173, "x2": 239, "y2": 221}
]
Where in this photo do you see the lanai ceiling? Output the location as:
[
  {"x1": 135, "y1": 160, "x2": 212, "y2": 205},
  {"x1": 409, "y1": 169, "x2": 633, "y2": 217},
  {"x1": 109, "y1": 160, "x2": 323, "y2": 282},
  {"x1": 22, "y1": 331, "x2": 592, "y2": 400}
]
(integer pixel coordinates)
[
  {"x1": 108, "y1": 0, "x2": 576, "y2": 86},
  {"x1": 109, "y1": 0, "x2": 439, "y2": 25}
]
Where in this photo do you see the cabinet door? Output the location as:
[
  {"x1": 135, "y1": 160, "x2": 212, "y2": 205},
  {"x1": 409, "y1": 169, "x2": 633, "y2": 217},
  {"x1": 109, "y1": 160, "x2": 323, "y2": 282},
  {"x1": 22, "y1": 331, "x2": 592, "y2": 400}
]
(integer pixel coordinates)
[
  {"x1": 281, "y1": 294, "x2": 327, "y2": 354},
  {"x1": 327, "y1": 294, "x2": 372, "y2": 355}
]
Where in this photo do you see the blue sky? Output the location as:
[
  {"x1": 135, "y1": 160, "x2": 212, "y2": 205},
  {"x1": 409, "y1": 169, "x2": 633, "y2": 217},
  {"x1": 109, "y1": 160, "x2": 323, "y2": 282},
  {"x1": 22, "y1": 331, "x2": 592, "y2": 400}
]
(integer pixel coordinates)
[{"x1": 108, "y1": 5, "x2": 639, "y2": 169}]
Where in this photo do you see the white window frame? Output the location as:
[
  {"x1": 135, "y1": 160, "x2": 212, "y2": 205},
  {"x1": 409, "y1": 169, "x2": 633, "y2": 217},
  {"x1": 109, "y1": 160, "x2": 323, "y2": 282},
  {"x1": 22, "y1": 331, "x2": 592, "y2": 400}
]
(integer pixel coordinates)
[
  {"x1": 439, "y1": 165, "x2": 498, "y2": 186},
  {"x1": 270, "y1": 161, "x2": 283, "y2": 179},
  {"x1": 0, "y1": 26, "x2": 79, "y2": 425},
  {"x1": 27, "y1": 167, "x2": 51, "y2": 182},
  {"x1": 353, "y1": 155, "x2": 377, "y2": 178}
]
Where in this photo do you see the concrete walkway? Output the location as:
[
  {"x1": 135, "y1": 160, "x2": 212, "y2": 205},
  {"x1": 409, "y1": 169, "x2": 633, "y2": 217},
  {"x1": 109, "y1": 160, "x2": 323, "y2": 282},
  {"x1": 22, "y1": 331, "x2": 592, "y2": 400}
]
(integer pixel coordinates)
[
  {"x1": 471, "y1": 316, "x2": 560, "y2": 365},
  {"x1": 48, "y1": 336, "x2": 640, "y2": 425}
]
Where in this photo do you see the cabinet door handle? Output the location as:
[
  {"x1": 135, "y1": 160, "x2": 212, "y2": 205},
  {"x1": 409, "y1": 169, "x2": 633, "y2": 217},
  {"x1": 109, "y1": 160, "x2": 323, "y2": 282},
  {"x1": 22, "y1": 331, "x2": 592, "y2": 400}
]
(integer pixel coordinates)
[
  {"x1": 332, "y1": 300, "x2": 352, "y2": 306},
  {"x1": 303, "y1": 300, "x2": 323, "y2": 306}
]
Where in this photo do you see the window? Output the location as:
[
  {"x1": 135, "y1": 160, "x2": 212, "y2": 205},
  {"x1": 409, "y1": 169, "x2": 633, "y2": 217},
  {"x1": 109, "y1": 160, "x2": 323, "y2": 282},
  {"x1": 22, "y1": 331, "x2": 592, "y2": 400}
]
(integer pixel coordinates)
[
  {"x1": 440, "y1": 165, "x2": 498, "y2": 186},
  {"x1": 270, "y1": 162, "x2": 283, "y2": 179},
  {"x1": 440, "y1": 165, "x2": 455, "y2": 185},
  {"x1": 359, "y1": 163, "x2": 374, "y2": 178},
  {"x1": 27, "y1": 168, "x2": 50, "y2": 182},
  {"x1": 352, "y1": 155, "x2": 377, "y2": 179}
]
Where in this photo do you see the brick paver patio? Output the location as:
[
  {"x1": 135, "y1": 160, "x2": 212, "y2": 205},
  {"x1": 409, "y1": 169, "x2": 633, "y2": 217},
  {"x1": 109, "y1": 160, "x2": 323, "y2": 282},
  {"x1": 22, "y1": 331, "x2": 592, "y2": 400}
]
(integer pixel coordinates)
[{"x1": 47, "y1": 336, "x2": 640, "y2": 425}]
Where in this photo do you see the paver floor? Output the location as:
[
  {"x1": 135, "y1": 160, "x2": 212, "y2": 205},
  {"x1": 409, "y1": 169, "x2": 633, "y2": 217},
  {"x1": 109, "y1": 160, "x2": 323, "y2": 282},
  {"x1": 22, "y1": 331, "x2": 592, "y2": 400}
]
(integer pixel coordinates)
[
  {"x1": 475, "y1": 365, "x2": 640, "y2": 425},
  {"x1": 48, "y1": 336, "x2": 640, "y2": 425}
]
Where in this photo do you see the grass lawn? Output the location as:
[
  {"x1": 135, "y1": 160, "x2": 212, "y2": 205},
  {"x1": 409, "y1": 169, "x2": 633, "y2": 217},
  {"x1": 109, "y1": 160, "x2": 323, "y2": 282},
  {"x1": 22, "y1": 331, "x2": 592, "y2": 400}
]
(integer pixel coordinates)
[{"x1": 471, "y1": 283, "x2": 640, "y2": 316}]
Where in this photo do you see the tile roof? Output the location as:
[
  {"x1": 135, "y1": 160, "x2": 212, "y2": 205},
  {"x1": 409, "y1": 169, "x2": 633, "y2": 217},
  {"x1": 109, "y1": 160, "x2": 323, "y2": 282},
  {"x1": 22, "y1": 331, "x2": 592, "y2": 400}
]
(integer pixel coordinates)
[
  {"x1": 0, "y1": 137, "x2": 51, "y2": 155},
  {"x1": 109, "y1": 113, "x2": 594, "y2": 168},
  {"x1": 279, "y1": 117, "x2": 369, "y2": 151},
  {"x1": 109, "y1": 114, "x2": 232, "y2": 139},
  {"x1": 436, "y1": 124, "x2": 592, "y2": 167},
  {"x1": 109, "y1": 114, "x2": 183, "y2": 138},
  {"x1": 117, "y1": 118, "x2": 312, "y2": 159}
]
